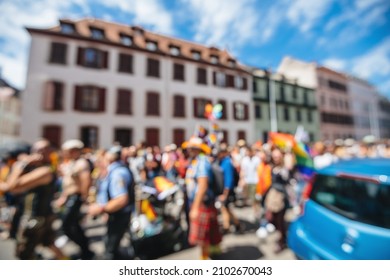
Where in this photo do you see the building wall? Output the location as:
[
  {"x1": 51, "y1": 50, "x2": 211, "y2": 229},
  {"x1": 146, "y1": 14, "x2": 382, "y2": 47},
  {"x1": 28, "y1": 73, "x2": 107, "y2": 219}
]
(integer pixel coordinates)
[
  {"x1": 0, "y1": 93, "x2": 21, "y2": 144},
  {"x1": 21, "y1": 34, "x2": 254, "y2": 148}
]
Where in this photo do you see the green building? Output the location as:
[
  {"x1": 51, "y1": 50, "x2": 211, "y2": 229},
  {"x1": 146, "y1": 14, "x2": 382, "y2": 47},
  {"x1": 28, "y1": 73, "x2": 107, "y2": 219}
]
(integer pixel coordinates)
[{"x1": 252, "y1": 69, "x2": 319, "y2": 143}]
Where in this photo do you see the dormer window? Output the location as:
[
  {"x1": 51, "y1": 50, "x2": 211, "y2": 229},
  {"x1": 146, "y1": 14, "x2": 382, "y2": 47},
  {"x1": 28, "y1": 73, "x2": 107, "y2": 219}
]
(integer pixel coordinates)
[
  {"x1": 146, "y1": 40, "x2": 158, "y2": 51},
  {"x1": 228, "y1": 59, "x2": 236, "y2": 68},
  {"x1": 210, "y1": 55, "x2": 219, "y2": 64},
  {"x1": 192, "y1": 50, "x2": 201, "y2": 60},
  {"x1": 90, "y1": 27, "x2": 105, "y2": 39},
  {"x1": 61, "y1": 23, "x2": 75, "y2": 34},
  {"x1": 170, "y1": 46, "x2": 180, "y2": 56},
  {"x1": 120, "y1": 34, "x2": 133, "y2": 46}
]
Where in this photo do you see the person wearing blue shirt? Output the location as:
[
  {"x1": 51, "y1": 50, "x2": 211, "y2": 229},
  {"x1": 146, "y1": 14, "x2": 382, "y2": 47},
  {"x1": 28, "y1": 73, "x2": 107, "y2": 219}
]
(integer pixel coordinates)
[
  {"x1": 88, "y1": 146, "x2": 133, "y2": 259},
  {"x1": 217, "y1": 144, "x2": 242, "y2": 234}
]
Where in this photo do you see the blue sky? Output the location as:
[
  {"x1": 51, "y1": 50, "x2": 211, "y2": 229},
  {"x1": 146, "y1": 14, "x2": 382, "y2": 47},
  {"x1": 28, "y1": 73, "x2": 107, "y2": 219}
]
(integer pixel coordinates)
[{"x1": 0, "y1": 0, "x2": 389, "y2": 97}]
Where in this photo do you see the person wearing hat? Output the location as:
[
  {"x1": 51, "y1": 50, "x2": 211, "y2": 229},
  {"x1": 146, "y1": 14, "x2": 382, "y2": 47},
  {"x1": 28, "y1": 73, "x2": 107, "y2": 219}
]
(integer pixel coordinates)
[
  {"x1": 182, "y1": 137, "x2": 222, "y2": 260},
  {"x1": 88, "y1": 145, "x2": 134, "y2": 259}
]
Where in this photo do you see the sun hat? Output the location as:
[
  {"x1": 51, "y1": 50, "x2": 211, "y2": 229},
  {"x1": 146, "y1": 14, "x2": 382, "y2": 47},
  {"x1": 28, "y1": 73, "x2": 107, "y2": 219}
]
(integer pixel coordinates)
[
  {"x1": 182, "y1": 136, "x2": 211, "y2": 155},
  {"x1": 61, "y1": 139, "x2": 84, "y2": 150}
]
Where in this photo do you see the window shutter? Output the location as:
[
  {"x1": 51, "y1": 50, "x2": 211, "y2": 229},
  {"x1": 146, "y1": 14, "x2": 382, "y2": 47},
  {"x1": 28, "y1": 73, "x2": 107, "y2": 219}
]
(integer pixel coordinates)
[
  {"x1": 213, "y1": 71, "x2": 217, "y2": 85},
  {"x1": 77, "y1": 47, "x2": 84, "y2": 66},
  {"x1": 244, "y1": 104, "x2": 249, "y2": 120},
  {"x1": 243, "y1": 77, "x2": 248, "y2": 90},
  {"x1": 43, "y1": 81, "x2": 54, "y2": 110},
  {"x1": 227, "y1": 75, "x2": 234, "y2": 88},
  {"x1": 233, "y1": 102, "x2": 237, "y2": 120},
  {"x1": 102, "y1": 51, "x2": 108, "y2": 68},
  {"x1": 193, "y1": 98, "x2": 199, "y2": 118},
  {"x1": 98, "y1": 88, "x2": 106, "y2": 112},
  {"x1": 74, "y1": 85, "x2": 82, "y2": 111}
]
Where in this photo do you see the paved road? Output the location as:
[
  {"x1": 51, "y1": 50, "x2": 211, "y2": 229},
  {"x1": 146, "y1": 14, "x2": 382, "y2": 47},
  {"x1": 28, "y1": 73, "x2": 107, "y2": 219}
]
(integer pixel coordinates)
[{"x1": 0, "y1": 205, "x2": 296, "y2": 260}]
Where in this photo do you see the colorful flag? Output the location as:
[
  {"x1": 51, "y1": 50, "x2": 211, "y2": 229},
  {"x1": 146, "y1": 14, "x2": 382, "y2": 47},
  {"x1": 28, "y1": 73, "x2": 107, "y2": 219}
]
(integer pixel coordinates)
[
  {"x1": 293, "y1": 142, "x2": 315, "y2": 178},
  {"x1": 153, "y1": 176, "x2": 175, "y2": 193},
  {"x1": 141, "y1": 200, "x2": 157, "y2": 221},
  {"x1": 269, "y1": 132, "x2": 295, "y2": 149}
]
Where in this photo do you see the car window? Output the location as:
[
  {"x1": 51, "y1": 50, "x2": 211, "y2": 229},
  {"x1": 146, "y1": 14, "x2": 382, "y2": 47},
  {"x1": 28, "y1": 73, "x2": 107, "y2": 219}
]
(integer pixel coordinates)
[{"x1": 311, "y1": 174, "x2": 390, "y2": 229}]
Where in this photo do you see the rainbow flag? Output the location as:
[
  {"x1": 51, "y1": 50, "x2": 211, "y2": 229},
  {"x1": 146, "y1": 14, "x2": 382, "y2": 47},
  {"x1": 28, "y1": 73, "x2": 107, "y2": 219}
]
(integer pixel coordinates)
[
  {"x1": 153, "y1": 176, "x2": 175, "y2": 193},
  {"x1": 141, "y1": 200, "x2": 158, "y2": 221},
  {"x1": 269, "y1": 132, "x2": 295, "y2": 149},
  {"x1": 293, "y1": 142, "x2": 315, "y2": 179}
]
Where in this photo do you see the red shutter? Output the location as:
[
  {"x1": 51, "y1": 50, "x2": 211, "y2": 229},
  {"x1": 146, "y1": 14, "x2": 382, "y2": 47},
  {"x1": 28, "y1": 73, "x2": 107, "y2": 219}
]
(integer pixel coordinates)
[
  {"x1": 74, "y1": 85, "x2": 82, "y2": 110},
  {"x1": 99, "y1": 88, "x2": 106, "y2": 112},
  {"x1": 102, "y1": 51, "x2": 108, "y2": 68},
  {"x1": 193, "y1": 98, "x2": 198, "y2": 118},
  {"x1": 244, "y1": 104, "x2": 249, "y2": 120},
  {"x1": 233, "y1": 102, "x2": 237, "y2": 120},
  {"x1": 227, "y1": 75, "x2": 234, "y2": 88},
  {"x1": 213, "y1": 71, "x2": 217, "y2": 85},
  {"x1": 43, "y1": 81, "x2": 54, "y2": 110},
  {"x1": 243, "y1": 77, "x2": 248, "y2": 90},
  {"x1": 77, "y1": 47, "x2": 84, "y2": 65}
]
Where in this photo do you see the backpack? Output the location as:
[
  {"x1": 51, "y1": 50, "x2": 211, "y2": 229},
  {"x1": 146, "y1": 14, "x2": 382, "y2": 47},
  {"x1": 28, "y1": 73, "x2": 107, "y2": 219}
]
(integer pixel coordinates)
[{"x1": 210, "y1": 161, "x2": 225, "y2": 196}]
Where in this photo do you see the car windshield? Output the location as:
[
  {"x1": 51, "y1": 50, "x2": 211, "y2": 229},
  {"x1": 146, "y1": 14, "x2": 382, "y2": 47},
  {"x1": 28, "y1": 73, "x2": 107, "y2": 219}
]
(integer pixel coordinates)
[{"x1": 310, "y1": 174, "x2": 390, "y2": 229}]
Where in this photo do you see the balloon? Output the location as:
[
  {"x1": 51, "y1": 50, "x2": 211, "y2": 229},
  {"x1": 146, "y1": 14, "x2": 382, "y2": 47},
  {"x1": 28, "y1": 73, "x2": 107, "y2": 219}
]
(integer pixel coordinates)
[
  {"x1": 214, "y1": 104, "x2": 223, "y2": 113},
  {"x1": 205, "y1": 104, "x2": 213, "y2": 114},
  {"x1": 213, "y1": 111, "x2": 222, "y2": 119}
]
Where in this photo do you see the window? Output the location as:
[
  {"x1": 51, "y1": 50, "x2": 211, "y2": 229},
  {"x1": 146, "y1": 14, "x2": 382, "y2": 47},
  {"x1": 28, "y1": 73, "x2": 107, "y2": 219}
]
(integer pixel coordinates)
[
  {"x1": 42, "y1": 125, "x2": 62, "y2": 148},
  {"x1": 233, "y1": 102, "x2": 248, "y2": 120},
  {"x1": 146, "y1": 92, "x2": 160, "y2": 116},
  {"x1": 328, "y1": 80, "x2": 347, "y2": 92},
  {"x1": 74, "y1": 85, "x2": 105, "y2": 112},
  {"x1": 210, "y1": 55, "x2": 219, "y2": 64},
  {"x1": 146, "y1": 41, "x2": 158, "y2": 51},
  {"x1": 292, "y1": 87, "x2": 297, "y2": 99},
  {"x1": 235, "y1": 76, "x2": 243, "y2": 89},
  {"x1": 217, "y1": 99, "x2": 227, "y2": 120},
  {"x1": 60, "y1": 23, "x2": 75, "y2": 34},
  {"x1": 77, "y1": 47, "x2": 108, "y2": 69},
  {"x1": 173, "y1": 63, "x2": 185, "y2": 81},
  {"x1": 116, "y1": 89, "x2": 132, "y2": 115},
  {"x1": 237, "y1": 131, "x2": 246, "y2": 142},
  {"x1": 170, "y1": 46, "x2": 180, "y2": 56},
  {"x1": 146, "y1": 58, "x2": 160, "y2": 78},
  {"x1": 43, "y1": 81, "x2": 64, "y2": 111},
  {"x1": 228, "y1": 59, "x2": 236, "y2": 68},
  {"x1": 49, "y1": 42, "x2": 67, "y2": 64},
  {"x1": 192, "y1": 50, "x2": 201, "y2": 60},
  {"x1": 120, "y1": 34, "x2": 133, "y2": 46},
  {"x1": 114, "y1": 128, "x2": 132, "y2": 147},
  {"x1": 296, "y1": 109, "x2": 301, "y2": 122},
  {"x1": 81, "y1": 126, "x2": 98, "y2": 149},
  {"x1": 193, "y1": 98, "x2": 212, "y2": 118},
  {"x1": 90, "y1": 27, "x2": 105, "y2": 39},
  {"x1": 307, "y1": 110, "x2": 313, "y2": 123},
  {"x1": 173, "y1": 129, "x2": 185, "y2": 147},
  {"x1": 253, "y1": 80, "x2": 258, "y2": 93},
  {"x1": 303, "y1": 90, "x2": 308, "y2": 105},
  {"x1": 197, "y1": 68, "x2": 207, "y2": 85},
  {"x1": 283, "y1": 107, "x2": 289, "y2": 121},
  {"x1": 173, "y1": 95, "x2": 185, "y2": 117},
  {"x1": 311, "y1": 174, "x2": 390, "y2": 229},
  {"x1": 213, "y1": 72, "x2": 226, "y2": 87},
  {"x1": 118, "y1": 53, "x2": 133, "y2": 73},
  {"x1": 321, "y1": 95, "x2": 326, "y2": 105},
  {"x1": 255, "y1": 104, "x2": 262, "y2": 119},
  {"x1": 145, "y1": 128, "x2": 160, "y2": 147},
  {"x1": 221, "y1": 130, "x2": 229, "y2": 144},
  {"x1": 280, "y1": 85, "x2": 285, "y2": 101}
]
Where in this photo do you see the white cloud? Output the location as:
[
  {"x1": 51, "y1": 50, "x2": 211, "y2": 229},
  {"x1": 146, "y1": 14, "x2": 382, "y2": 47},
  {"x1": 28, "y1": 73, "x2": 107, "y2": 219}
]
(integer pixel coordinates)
[
  {"x1": 351, "y1": 38, "x2": 390, "y2": 79},
  {"x1": 182, "y1": 0, "x2": 259, "y2": 50},
  {"x1": 0, "y1": 0, "x2": 90, "y2": 89},
  {"x1": 287, "y1": 0, "x2": 333, "y2": 32},
  {"x1": 322, "y1": 58, "x2": 347, "y2": 71},
  {"x1": 96, "y1": 0, "x2": 174, "y2": 34}
]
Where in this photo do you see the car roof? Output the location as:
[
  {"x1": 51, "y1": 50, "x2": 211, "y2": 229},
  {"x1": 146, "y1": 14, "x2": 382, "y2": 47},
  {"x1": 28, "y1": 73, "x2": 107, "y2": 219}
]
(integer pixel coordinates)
[{"x1": 317, "y1": 157, "x2": 390, "y2": 184}]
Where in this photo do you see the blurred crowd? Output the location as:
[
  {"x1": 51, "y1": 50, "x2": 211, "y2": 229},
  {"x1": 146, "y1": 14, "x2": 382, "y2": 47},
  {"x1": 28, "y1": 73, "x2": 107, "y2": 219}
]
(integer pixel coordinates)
[{"x1": 0, "y1": 136, "x2": 389, "y2": 259}]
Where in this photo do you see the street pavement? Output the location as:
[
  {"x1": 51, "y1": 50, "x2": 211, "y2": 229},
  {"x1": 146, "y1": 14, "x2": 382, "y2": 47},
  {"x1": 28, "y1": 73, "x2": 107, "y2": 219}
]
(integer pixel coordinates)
[{"x1": 0, "y1": 205, "x2": 296, "y2": 260}]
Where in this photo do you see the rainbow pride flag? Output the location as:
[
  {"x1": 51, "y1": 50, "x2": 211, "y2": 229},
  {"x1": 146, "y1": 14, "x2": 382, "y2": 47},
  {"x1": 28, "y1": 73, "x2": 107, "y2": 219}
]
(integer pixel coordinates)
[
  {"x1": 269, "y1": 132, "x2": 295, "y2": 149},
  {"x1": 141, "y1": 200, "x2": 158, "y2": 221}
]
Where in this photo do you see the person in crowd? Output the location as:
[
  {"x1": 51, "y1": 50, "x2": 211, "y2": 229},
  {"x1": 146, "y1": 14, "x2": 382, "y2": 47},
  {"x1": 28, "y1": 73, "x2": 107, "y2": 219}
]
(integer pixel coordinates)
[
  {"x1": 240, "y1": 147, "x2": 260, "y2": 218},
  {"x1": 1, "y1": 139, "x2": 67, "y2": 259},
  {"x1": 182, "y1": 136, "x2": 222, "y2": 260},
  {"x1": 54, "y1": 139, "x2": 94, "y2": 259},
  {"x1": 313, "y1": 141, "x2": 338, "y2": 169},
  {"x1": 161, "y1": 144, "x2": 178, "y2": 182},
  {"x1": 88, "y1": 146, "x2": 134, "y2": 260},
  {"x1": 216, "y1": 144, "x2": 241, "y2": 234},
  {"x1": 263, "y1": 148, "x2": 291, "y2": 253}
]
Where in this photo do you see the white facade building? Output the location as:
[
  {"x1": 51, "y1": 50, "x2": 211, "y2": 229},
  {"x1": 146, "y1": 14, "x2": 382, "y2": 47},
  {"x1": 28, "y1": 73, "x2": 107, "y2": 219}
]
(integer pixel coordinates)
[
  {"x1": 0, "y1": 79, "x2": 21, "y2": 145},
  {"x1": 22, "y1": 19, "x2": 254, "y2": 148}
]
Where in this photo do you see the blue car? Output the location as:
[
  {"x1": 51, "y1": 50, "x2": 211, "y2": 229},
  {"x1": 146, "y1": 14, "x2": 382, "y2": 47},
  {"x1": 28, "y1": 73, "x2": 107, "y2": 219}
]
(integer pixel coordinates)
[{"x1": 288, "y1": 158, "x2": 390, "y2": 260}]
